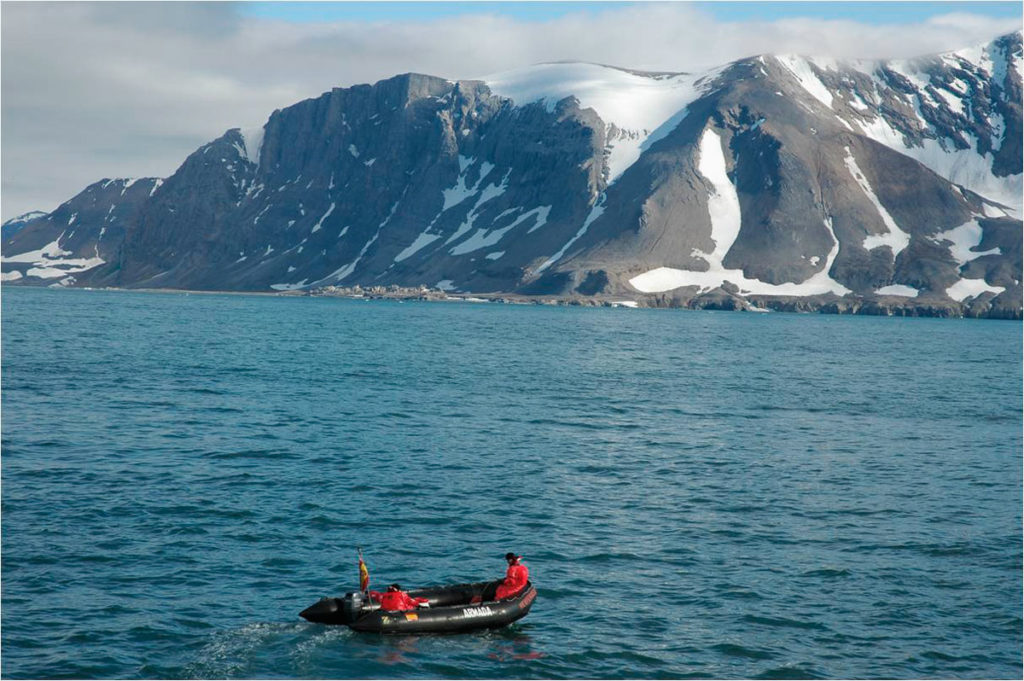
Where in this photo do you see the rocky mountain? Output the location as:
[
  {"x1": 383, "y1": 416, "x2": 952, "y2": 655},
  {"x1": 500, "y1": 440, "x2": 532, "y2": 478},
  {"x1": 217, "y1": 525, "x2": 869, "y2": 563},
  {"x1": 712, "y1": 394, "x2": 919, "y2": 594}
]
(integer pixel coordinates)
[
  {"x1": 1, "y1": 211, "x2": 48, "y2": 239},
  {"x1": 4, "y1": 31, "x2": 1022, "y2": 317}
]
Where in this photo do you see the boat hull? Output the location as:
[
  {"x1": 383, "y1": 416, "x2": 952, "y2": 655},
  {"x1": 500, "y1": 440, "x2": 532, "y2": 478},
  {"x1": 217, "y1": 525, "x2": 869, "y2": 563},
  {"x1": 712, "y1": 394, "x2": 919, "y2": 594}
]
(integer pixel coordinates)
[{"x1": 301, "y1": 580, "x2": 537, "y2": 634}]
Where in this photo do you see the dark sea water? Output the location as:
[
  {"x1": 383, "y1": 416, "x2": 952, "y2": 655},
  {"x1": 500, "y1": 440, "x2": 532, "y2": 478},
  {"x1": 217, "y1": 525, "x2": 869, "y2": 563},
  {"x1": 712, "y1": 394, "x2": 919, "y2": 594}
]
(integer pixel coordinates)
[{"x1": 1, "y1": 286, "x2": 1021, "y2": 680}]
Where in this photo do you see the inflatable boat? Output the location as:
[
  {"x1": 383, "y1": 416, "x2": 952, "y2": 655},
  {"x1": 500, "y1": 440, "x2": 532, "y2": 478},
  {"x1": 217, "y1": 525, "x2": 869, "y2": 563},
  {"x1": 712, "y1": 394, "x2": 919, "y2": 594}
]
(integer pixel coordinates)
[{"x1": 300, "y1": 580, "x2": 537, "y2": 634}]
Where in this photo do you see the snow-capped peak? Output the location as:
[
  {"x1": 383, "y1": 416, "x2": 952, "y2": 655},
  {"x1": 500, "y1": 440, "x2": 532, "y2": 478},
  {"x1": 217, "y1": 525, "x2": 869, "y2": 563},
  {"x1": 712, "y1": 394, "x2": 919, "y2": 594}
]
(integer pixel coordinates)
[
  {"x1": 3, "y1": 211, "x2": 47, "y2": 228},
  {"x1": 483, "y1": 62, "x2": 712, "y2": 182}
]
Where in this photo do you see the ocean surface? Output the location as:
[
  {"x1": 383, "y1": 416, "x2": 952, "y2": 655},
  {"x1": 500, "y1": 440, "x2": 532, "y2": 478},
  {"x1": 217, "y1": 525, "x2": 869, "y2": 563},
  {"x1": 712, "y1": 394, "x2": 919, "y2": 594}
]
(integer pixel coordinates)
[{"x1": 1, "y1": 286, "x2": 1021, "y2": 680}]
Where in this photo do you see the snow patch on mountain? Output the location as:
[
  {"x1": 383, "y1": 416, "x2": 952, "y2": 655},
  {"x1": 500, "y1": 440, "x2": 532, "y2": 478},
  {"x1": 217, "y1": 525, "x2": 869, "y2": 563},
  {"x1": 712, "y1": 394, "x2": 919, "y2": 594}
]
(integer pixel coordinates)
[
  {"x1": 536, "y1": 194, "x2": 606, "y2": 273},
  {"x1": 451, "y1": 203, "x2": 549, "y2": 256},
  {"x1": 842, "y1": 147, "x2": 911, "y2": 256},
  {"x1": 239, "y1": 126, "x2": 265, "y2": 165},
  {"x1": 394, "y1": 232, "x2": 441, "y2": 262},
  {"x1": 442, "y1": 156, "x2": 481, "y2": 211},
  {"x1": 693, "y1": 129, "x2": 741, "y2": 265},
  {"x1": 991, "y1": 112, "x2": 1008, "y2": 153},
  {"x1": 4, "y1": 211, "x2": 47, "y2": 226},
  {"x1": 630, "y1": 129, "x2": 850, "y2": 298},
  {"x1": 484, "y1": 63, "x2": 706, "y2": 182},
  {"x1": 311, "y1": 203, "x2": 336, "y2": 233},
  {"x1": 775, "y1": 56, "x2": 834, "y2": 109},
  {"x1": 318, "y1": 200, "x2": 402, "y2": 285},
  {"x1": 1, "y1": 234, "x2": 105, "y2": 279},
  {"x1": 3, "y1": 236, "x2": 71, "y2": 263},
  {"x1": 450, "y1": 223, "x2": 516, "y2": 256},
  {"x1": 836, "y1": 35, "x2": 1024, "y2": 215},
  {"x1": 519, "y1": 205, "x2": 553, "y2": 234},
  {"x1": 876, "y1": 284, "x2": 920, "y2": 297},
  {"x1": 2, "y1": 211, "x2": 47, "y2": 238},
  {"x1": 445, "y1": 170, "x2": 511, "y2": 246},
  {"x1": 270, "y1": 279, "x2": 308, "y2": 291},
  {"x1": 859, "y1": 112, "x2": 1024, "y2": 215},
  {"x1": 946, "y1": 277, "x2": 1005, "y2": 301},
  {"x1": 934, "y1": 220, "x2": 1001, "y2": 265}
]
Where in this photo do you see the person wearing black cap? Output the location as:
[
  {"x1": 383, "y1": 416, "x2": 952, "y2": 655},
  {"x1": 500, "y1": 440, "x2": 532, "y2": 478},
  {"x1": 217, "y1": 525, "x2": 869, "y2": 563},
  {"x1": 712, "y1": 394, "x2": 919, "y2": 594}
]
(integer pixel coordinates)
[
  {"x1": 369, "y1": 583, "x2": 429, "y2": 611},
  {"x1": 495, "y1": 552, "x2": 529, "y2": 600}
]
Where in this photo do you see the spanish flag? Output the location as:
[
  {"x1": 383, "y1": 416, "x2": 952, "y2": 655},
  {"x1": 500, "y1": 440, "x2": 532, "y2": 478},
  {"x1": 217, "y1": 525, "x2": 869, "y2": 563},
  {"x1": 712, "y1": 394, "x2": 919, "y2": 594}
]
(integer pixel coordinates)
[{"x1": 358, "y1": 550, "x2": 370, "y2": 592}]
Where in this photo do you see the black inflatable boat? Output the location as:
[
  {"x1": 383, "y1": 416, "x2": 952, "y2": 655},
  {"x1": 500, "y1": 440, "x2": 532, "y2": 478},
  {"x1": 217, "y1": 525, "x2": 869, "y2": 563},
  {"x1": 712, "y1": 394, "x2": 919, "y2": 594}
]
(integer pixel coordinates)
[{"x1": 300, "y1": 580, "x2": 537, "y2": 634}]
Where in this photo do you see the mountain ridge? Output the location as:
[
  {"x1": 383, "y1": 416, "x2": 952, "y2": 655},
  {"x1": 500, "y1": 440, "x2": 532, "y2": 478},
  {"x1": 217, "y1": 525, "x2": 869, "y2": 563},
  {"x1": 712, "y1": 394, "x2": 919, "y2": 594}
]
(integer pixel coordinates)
[{"x1": 3, "y1": 31, "x2": 1021, "y2": 318}]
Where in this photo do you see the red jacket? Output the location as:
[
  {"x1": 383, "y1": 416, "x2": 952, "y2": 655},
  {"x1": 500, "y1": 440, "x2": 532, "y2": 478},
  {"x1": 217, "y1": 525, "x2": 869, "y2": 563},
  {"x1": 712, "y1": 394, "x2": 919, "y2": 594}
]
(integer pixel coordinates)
[
  {"x1": 495, "y1": 560, "x2": 529, "y2": 599},
  {"x1": 370, "y1": 590, "x2": 429, "y2": 611}
]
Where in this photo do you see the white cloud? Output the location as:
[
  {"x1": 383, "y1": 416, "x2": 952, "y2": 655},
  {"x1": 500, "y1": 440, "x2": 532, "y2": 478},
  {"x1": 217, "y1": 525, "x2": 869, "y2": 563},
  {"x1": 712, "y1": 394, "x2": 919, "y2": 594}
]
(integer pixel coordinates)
[{"x1": 1, "y1": 1, "x2": 1019, "y2": 221}]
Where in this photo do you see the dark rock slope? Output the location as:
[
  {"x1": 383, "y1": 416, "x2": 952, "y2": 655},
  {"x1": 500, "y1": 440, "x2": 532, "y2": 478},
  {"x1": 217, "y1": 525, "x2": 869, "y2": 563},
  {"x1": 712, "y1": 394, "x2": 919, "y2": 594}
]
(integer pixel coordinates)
[{"x1": 4, "y1": 32, "x2": 1021, "y2": 317}]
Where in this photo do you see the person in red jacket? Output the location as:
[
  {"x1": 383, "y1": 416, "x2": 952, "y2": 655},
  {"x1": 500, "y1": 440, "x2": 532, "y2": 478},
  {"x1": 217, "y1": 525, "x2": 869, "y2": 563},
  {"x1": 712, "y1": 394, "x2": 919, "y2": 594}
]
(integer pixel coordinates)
[
  {"x1": 495, "y1": 553, "x2": 529, "y2": 600},
  {"x1": 369, "y1": 583, "x2": 429, "y2": 611}
]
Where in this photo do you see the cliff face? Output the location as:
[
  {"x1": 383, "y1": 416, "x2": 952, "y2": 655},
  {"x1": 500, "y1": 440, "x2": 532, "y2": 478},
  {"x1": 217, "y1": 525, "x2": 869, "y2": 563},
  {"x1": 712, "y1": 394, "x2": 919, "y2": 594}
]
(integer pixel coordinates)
[
  {"x1": 95, "y1": 73, "x2": 608, "y2": 293},
  {"x1": 4, "y1": 33, "x2": 1022, "y2": 317}
]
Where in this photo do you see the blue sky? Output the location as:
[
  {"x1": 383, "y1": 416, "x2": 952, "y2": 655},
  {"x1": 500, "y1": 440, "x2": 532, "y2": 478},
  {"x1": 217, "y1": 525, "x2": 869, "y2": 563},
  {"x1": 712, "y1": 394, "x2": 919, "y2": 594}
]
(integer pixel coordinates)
[{"x1": 240, "y1": 1, "x2": 1022, "y2": 25}]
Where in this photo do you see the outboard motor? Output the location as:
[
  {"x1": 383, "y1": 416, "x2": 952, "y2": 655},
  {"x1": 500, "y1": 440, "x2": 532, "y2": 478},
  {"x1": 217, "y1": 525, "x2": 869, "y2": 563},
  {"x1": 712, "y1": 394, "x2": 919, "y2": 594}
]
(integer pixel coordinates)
[
  {"x1": 340, "y1": 591, "x2": 365, "y2": 624},
  {"x1": 300, "y1": 592, "x2": 367, "y2": 624}
]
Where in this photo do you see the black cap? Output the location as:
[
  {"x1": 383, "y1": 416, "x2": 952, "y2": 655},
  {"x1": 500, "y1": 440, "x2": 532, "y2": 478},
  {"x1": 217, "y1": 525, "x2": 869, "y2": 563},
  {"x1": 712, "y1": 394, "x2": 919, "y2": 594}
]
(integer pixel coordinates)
[
  {"x1": 388, "y1": 583, "x2": 401, "y2": 591},
  {"x1": 505, "y1": 552, "x2": 516, "y2": 561}
]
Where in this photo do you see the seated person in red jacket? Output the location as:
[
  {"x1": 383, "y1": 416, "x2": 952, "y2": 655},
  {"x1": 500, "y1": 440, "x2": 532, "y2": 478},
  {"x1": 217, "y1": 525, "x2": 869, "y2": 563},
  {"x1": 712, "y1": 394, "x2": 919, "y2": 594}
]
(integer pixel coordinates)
[
  {"x1": 369, "y1": 583, "x2": 429, "y2": 611},
  {"x1": 495, "y1": 553, "x2": 529, "y2": 600}
]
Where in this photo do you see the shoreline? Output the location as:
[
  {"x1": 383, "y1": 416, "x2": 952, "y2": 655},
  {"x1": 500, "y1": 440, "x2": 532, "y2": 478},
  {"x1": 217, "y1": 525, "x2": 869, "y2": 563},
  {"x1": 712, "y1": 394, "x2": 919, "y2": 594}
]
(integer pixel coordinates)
[{"x1": 9, "y1": 282, "x2": 1021, "y2": 320}]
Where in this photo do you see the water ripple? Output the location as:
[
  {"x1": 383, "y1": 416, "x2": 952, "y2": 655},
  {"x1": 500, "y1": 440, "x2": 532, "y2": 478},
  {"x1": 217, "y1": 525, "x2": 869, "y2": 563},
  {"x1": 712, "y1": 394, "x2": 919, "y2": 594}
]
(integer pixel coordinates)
[{"x1": 2, "y1": 289, "x2": 1021, "y2": 680}]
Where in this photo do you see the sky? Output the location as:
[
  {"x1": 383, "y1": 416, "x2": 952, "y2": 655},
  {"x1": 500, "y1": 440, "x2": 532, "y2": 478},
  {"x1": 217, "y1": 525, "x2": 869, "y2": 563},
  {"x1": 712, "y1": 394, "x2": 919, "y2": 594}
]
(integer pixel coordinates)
[
  {"x1": 237, "y1": 1, "x2": 1022, "y2": 24},
  {"x1": 2, "y1": 1, "x2": 1021, "y2": 222}
]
